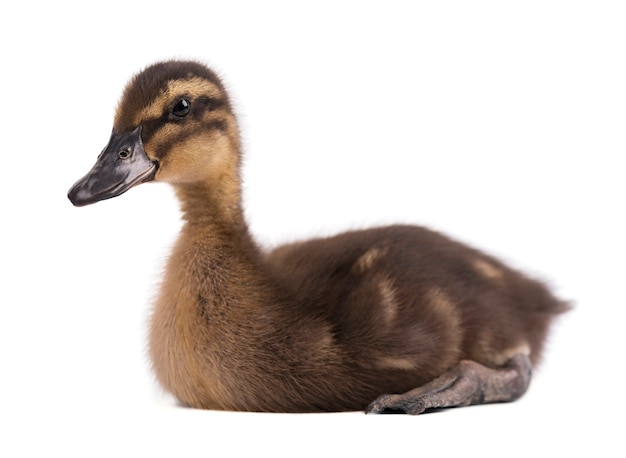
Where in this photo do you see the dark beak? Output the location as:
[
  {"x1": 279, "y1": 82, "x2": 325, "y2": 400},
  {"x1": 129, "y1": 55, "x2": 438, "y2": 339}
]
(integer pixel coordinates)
[{"x1": 68, "y1": 126, "x2": 158, "y2": 207}]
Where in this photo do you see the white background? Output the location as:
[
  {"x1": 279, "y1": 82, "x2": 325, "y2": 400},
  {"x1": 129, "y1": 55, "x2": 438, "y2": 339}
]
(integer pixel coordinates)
[{"x1": 1, "y1": 1, "x2": 624, "y2": 456}]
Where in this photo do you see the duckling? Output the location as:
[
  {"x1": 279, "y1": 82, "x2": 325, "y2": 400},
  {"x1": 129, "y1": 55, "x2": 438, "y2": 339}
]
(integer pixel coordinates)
[{"x1": 68, "y1": 60, "x2": 568, "y2": 414}]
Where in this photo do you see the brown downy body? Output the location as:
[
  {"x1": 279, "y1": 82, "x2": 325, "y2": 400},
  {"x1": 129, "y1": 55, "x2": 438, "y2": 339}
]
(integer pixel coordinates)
[{"x1": 69, "y1": 61, "x2": 568, "y2": 413}]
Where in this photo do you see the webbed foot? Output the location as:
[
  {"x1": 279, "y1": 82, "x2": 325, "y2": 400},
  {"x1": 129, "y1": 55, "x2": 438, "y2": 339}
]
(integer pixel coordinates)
[{"x1": 366, "y1": 354, "x2": 532, "y2": 415}]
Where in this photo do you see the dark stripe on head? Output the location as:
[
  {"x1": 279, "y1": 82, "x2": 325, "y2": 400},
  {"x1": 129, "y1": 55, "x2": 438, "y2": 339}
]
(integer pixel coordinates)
[
  {"x1": 141, "y1": 96, "x2": 227, "y2": 145},
  {"x1": 116, "y1": 60, "x2": 229, "y2": 131}
]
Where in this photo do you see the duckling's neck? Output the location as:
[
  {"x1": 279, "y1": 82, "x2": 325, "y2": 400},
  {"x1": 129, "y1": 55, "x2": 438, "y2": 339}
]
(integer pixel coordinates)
[{"x1": 173, "y1": 180, "x2": 256, "y2": 251}]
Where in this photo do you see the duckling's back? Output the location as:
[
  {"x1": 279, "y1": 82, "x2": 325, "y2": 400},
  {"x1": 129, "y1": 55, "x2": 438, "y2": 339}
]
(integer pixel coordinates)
[{"x1": 267, "y1": 224, "x2": 567, "y2": 379}]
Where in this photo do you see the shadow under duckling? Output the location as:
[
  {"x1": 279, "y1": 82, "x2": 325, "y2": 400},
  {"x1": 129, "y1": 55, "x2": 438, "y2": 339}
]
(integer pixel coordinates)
[{"x1": 68, "y1": 60, "x2": 568, "y2": 414}]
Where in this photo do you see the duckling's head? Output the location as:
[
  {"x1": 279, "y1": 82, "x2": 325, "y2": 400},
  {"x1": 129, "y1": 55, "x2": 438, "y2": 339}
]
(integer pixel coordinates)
[{"x1": 68, "y1": 60, "x2": 240, "y2": 207}]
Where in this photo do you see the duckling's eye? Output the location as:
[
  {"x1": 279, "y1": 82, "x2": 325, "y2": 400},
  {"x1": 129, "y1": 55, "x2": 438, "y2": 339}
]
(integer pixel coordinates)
[{"x1": 172, "y1": 98, "x2": 191, "y2": 118}]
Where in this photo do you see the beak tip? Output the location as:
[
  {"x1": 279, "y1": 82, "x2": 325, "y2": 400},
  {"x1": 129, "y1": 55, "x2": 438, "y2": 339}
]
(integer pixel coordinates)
[
  {"x1": 67, "y1": 177, "x2": 100, "y2": 207},
  {"x1": 67, "y1": 187, "x2": 88, "y2": 207}
]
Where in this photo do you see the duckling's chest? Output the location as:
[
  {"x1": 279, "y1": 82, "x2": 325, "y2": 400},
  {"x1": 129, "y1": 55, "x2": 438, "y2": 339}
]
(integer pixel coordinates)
[{"x1": 147, "y1": 243, "x2": 235, "y2": 409}]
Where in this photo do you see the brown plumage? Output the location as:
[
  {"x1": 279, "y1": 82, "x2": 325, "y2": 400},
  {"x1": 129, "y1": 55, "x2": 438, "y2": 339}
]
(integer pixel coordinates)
[{"x1": 68, "y1": 60, "x2": 568, "y2": 414}]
